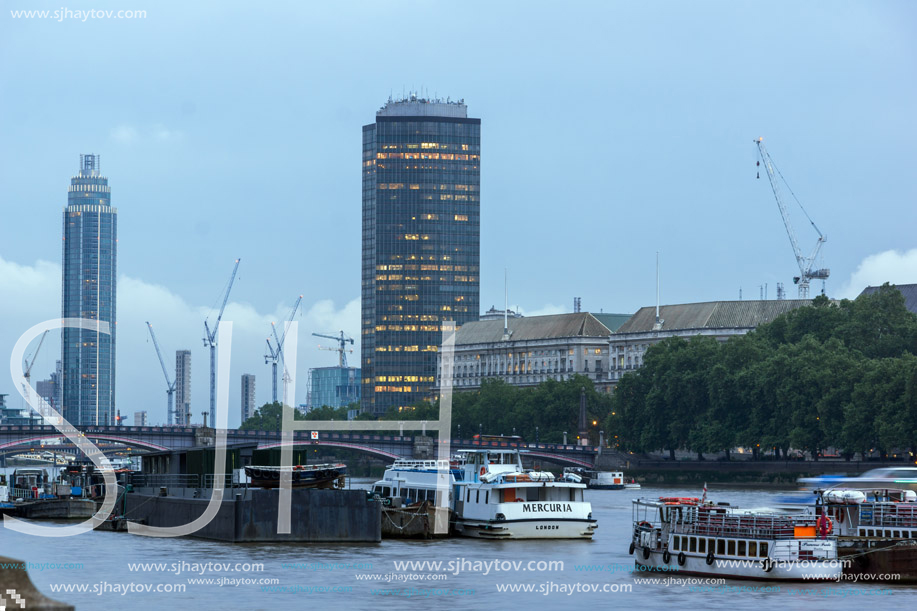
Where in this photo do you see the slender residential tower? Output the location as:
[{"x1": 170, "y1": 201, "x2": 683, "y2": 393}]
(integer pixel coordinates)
[
  {"x1": 175, "y1": 349, "x2": 192, "y2": 425},
  {"x1": 61, "y1": 154, "x2": 117, "y2": 425},
  {"x1": 361, "y1": 95, "x2": 481, "y2": 416},
  {"x1": 241, "y1": 374, "x2": 256, "y2": 423}
]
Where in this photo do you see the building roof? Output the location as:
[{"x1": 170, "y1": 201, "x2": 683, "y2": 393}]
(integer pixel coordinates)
[
  {"x1": 591, "y1": 313, "x2": 631, "y2": 332},
  {"x1": 455, "y1": 313, "x2": 612, "y2": 345},
  {"x1": 860, "y1": 284, "x2": 917, "y2": 315},
  {"x1": 615, "y1": 300, "x2": 814, "y2": 333}
]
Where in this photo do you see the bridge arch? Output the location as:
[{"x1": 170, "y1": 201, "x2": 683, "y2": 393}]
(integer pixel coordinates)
[{"x1": 0, "y1": 435, "x2": 170, "y2": 453}]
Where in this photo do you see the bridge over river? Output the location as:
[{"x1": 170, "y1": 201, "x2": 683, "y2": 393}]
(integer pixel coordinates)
[{"x1": 0, "y1": 424, "x2": 599, "y2": 468}]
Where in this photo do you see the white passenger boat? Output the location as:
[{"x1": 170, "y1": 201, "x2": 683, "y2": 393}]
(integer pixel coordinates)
[
  {"x1": 370, "y1": 458, "x2": 462, "y2": 506},
  {"x1": 631, "y1": 497, "x2": 841, "y2": 581},
  {"x1": 452, "y1": 449, "x2": 597, "y2": 539}
]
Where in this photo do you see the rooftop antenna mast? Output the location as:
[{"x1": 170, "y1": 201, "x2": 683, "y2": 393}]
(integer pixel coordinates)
[
  {"x1": 503, "y1": 268, "x2": 509, "y2": 340},
  {"x1": 653, "y1": 252, "x2": 663, "y2": 330}
]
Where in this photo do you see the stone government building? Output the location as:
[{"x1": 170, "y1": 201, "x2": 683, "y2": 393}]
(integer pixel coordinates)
[{"x1": 436, "y1": 300, "x2": 817, "y2": 394}]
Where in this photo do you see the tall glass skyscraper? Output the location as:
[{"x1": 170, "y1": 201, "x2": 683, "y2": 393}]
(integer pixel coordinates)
[
  {"x1": 362, "y1": 96, "x2": 481, "y2": 416},
  {"x1": 61, "y1": 154, "x2": 117, "y2": 426}
]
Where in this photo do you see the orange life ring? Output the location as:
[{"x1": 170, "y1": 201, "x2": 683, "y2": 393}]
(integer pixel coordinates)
[
  {"x1": 480, "y1": 466, "x2": 486, "y2": 476},
  {"x1": 515, "y1": 498, "x2": 525, "y2": 502},
  {"x1": 818, "y1": 514, "x2": 833, "y2": 535}
]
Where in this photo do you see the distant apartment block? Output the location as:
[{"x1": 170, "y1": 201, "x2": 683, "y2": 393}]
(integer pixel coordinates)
[
  {"x1": 175, "y1": 350, "x2": 191, "y2": 425},
  {"x1": 134, "y1": 411, "x2": 148, "y2": 426},
  {"x1": 241, "y1": 374, "x2": 256, "y2": 423}
]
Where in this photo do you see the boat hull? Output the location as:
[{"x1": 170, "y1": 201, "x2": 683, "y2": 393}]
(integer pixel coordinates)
[
  {"x1": 840, "y1": 539, "x2": 917, "y2": 583},
  {"x1": 634, "y1": 548, "x2": 841, "y2": 581},
  {"x1": 244, "y1": 465, "x2": 346, "y2": 490},
  {"x1": 455, "y1": 518, "x2": 597, "y2": 539}
]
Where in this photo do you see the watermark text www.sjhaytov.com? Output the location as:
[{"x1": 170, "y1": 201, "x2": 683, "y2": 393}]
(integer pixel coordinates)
[{"x1": 10, "y1": 8, "x2": 146, "y2": 21}]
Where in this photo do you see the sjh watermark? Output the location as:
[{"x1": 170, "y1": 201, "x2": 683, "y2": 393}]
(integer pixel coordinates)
[
  {"x1": 6, "y1": 315, "x2": 458, "y2": 538},
  {"x1": 10, "y1": 8, "x2": 147, "y2": 21}
]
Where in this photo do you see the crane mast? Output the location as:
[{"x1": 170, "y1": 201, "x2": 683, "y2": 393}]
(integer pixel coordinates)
[
  {"x1": 146, "y1": 322, "x2": 177, "y2": 425},
  {"x1": 203, "y1": 258, "x2": 240, "y2": 427},
  {"x1": 754, "y1": 138, "x2": 830, "y2": 298},
  {"x1": 264, "y1": 295, "x2": 303, "y2": 404}
]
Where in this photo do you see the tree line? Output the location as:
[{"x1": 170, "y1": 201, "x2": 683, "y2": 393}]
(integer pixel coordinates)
[
  {"x1": 609, "y1": 285, "x2": 917, "y2": 460},
  {"x1": 240, "y1": 374, "x2": 612, "y2": 446}
]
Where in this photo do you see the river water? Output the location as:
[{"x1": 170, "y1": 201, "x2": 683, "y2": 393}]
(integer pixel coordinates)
[{"x1": 2, "y1": 482, "x2": 915, "y2": 610}]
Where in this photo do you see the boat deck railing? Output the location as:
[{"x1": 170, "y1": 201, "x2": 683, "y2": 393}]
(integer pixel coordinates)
[
  {"x1": 858, "y1": 503, "x2": 917, "y2": 527},
  {"x1": 130, "y1": 474, "x2": 201, "y2": 489},
  {"x1": 673, "y1": 512, "x2": 821, "y2": 539}
]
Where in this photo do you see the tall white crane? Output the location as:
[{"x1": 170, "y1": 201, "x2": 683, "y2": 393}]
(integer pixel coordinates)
[
  {"x1": 312, "y1": 331, "x2": 354, "y2": 368},
  {"x1": 203, "y1": 258, "x2": 240, "y2": 427},
  {"x1": 755, "y1": 138, "x2": 830, "y2": 299},
  {"x1": 22, "y1": 329, "x2": 50, "y2": 421},
  {"x1": 146, "y1": 322, "x2": 176, "y2": 425},
  {"x1": 264, "y1": 295, "x2": 302, "y2": 404}
]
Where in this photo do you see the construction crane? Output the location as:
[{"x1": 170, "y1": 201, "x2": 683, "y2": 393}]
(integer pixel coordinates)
[
  {"x1": 754, "y1": 138, "x2": 830, "y2": 299},
  {"x1": 203, "y1": 258, "x2": 241, "y2": 427},
  {"x1": 146, "y1": 322, "x2": 176, "y2": 425},
  {"x1": 312, "y1": 331, "x2": 354, "y2": 368},
  {"x1": 22, "y1": 329, "x2": 50, "y2": 417},
  {"x1": 264, "y1": 295, "x2": 303, "y2": 404}
]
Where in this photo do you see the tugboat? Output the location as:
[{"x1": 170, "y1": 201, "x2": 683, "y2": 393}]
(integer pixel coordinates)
[
  {"x1": 452, "y1": 449, "x2": 597, "y2": 539},
  {"x1": 817, "y1": 487, "x2": 917, "y2": 582},
  {"x1": 244, "y1": 463, "x2": 346, "y2": 489},
  {"x1": 631, "y1": 496, "x2": 841, "y2": 580}
]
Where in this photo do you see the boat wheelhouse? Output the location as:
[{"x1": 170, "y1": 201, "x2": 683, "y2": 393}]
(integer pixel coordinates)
[
  {"x1": 452, "y1": 449, "x2": 596, "y2": 539},
  {"x1": 631, "y1": 497, "x2": 841, "y2": 581}
]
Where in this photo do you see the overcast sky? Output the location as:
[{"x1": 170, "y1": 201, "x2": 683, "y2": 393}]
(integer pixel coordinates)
[{"x1": 1, "y1": 0, "x2": 915, "y2": 426}]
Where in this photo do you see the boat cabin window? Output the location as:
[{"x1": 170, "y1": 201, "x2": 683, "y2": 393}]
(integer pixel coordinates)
[
  {"x1": 727, "y1": 541, "x2": 736, "y2": 556},
  {"x1": 383, "y1": 486, "x2": 391, "y2": 497},
  {"x1": 698, "y1": 538, "x2": 706, "y2": 554},
  {"x1": 689, "y1": 538, "x2": 697, "y2": 552},
  {"x1": 738, "y1": 541, "x2": 746, "y2": 556},
  {"x1": 759, "y1": 543, "x2": 768, "y2": 558},
  {"x1": 885, "y1": 530, "x2": 892, "y2": 537},
  {"x1": 681, "y1": 536, "x2": 687, "y2": 550},
  {"x1": 485, "y1": 491, "x2": 489, "y2": 504},
  {"x1": 673, "y1": 538, "x2": 679, "y2": 551},
  {"x1": 476, "y1": 490, "x2": 480, "y2": 503},
  {"x1": 749, "y1": 542, "x2": 757, "y2": 557},
  {"x1": 717, "y1": 540, "x2": 725, "y2": 555},
  {"x1": 467, "y1": 489, "x2": 471, "y2": 502}
]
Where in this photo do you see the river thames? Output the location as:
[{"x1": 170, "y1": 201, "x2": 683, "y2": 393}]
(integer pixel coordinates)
[{"x1": 3, "y1": 483, "x2": 916, "y2": 610}]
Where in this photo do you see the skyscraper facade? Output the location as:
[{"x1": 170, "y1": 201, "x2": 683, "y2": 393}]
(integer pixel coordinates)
[
  {"x1": 175, "y1": 350, "x2": 191, "y2": 426},
  {"x1": 61, "y1": 154, "x2": 117, "y2": 426},
  {"x1": 362, "y1": 96, "x2": 481, "y2": 416},
  {"x1": 240, "y1": 374, "x2": 256, "y2": 423}
]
